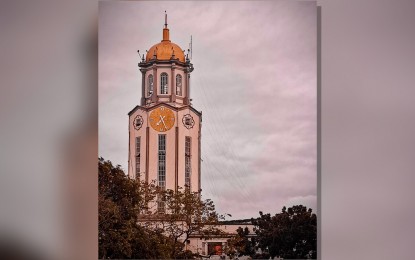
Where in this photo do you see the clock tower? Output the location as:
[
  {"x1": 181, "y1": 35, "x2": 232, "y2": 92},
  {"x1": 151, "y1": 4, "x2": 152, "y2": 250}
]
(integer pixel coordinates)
[{"x1": 128, "y1": 14, "x2": 201, "y2": 195}]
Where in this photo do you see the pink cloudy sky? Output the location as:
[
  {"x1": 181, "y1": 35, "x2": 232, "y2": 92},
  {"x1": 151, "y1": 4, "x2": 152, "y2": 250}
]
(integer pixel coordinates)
[{"x1": 99, "y1": 0, "x2": 317, "y2": 219}]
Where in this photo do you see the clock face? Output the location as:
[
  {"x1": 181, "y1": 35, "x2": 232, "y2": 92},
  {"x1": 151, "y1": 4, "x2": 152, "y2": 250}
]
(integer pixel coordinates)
[
  {"x1": 133, "y1": 115, "x2": 144, "y2": 130},
  {"x1": 182, "y1": 114, "x2": 195, "y2": 129},
  {"x1": 149, "y1": 106, "x2": 175, "y2": 132}
]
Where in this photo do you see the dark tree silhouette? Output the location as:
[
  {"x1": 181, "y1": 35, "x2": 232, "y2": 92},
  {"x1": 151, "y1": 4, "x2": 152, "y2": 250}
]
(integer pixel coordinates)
[
  {"x1": 98, "y1": 158, "x2": 174, "y2": 259},
  {"x1": 225, "y1": 226, "x2": 257, "y2": 258},
  {"x1": 98, "y1": 157, "x2": 224, "y2": 259},
  {"x1": 252, "y1": 205, "x2": 317, "y2": 259}
]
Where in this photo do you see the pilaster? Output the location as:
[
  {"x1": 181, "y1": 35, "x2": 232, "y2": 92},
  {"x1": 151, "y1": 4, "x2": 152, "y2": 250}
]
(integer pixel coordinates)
[
  {"x1": 171, "y1": 63, "x2": 176, "y2": 102},
  {"x1": 152, "y1": 65, "x2": 158, "y2": 103},
  {"x1": 140, "y1": 69, "x2": 146, "y2": 106}
]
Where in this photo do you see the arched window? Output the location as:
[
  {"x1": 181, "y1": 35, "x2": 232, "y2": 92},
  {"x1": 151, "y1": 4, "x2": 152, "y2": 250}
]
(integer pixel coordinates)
[
  {"x1": 147, "y1": 74, "x2": 153, "y2": 96},
  {"x1": 176, "y1": 74, "x2": 182, "y2": 96},
  {"x1": 160, "y1": 73, "x2": 168, "y2": 94}
]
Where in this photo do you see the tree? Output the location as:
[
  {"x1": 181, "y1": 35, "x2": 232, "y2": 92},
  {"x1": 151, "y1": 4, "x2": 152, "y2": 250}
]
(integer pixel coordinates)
[
  {"x1": 98, "y1": 158, "x2": 174, "y2": 259},
  {"x1": 225, "y1": 226, "x2": 256, "y2": 258},
  {"x1": 140, "y1": 187, "x2": 226, "y2": 258},
  {"x1": 252, "y1": 205, "x2": 317, "y2": 259},
  {"x1": 98, "y1": 157, "x2": 225, "y2": 259}
]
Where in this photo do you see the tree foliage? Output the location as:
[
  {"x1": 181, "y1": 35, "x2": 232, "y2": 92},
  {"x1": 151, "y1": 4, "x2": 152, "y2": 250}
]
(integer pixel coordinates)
[
  {"x1": 99, "y1": 158, "x2": 173, "y2": 259},
  {"x1": 225, "y1": 226, "x2": 256, "y2": 258},
  {"x1": 139, "y1": 186, "x2": 225, "y2": 258},
  {"x1": 252, "y1": 205, "x2": 317, "y2": 259},
  {"x1": 98, "y1": 157, "x2": 224, "y2": 259}
]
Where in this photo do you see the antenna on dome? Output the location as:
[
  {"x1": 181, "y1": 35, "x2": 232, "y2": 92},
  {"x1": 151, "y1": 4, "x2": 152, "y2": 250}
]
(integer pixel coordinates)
[
  {"x1": 137, "y1": 50, "x2": 144, "y2": 62},
  {"x1": 164, "y1": 10, "x2": 168, "y2": 28},
  {"x1": 189, "y1": 35, "x2": 192, "y2": 60}
]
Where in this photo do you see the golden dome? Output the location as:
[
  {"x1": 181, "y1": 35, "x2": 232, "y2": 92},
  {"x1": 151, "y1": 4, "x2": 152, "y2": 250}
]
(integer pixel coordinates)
[
  {"x1": 146, "y1": 39, "x2": 185, "y2": 63},
  {"x1": 145, "y1": 15, "x2": 185, "y2": 63}
]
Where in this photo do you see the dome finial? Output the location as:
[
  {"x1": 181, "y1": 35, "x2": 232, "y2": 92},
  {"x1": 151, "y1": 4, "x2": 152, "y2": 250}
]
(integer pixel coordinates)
[
  {"x1": 162, "y1": 10, "x2": 170, "y2": 41},
  {"x1": 164, "y1": 10, "x2": 168, "y2": 28}
]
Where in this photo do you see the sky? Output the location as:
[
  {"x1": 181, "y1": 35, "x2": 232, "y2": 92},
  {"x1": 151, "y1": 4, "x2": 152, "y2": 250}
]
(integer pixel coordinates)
[{"x1": 99, "y1": 1, "x2": 317, "y2": 219}]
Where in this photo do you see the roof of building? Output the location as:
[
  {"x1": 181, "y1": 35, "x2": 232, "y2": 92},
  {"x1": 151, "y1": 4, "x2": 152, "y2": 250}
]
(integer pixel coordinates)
[
  {"x1": 146, "y1": 41, "x2": 185, "y2": 62},
  {"x1": 219, "y1": 219, "x2": 253, "y2": 225},
  {"x1": 145, "y1": 13, "x2": 185, "y2": 62}
]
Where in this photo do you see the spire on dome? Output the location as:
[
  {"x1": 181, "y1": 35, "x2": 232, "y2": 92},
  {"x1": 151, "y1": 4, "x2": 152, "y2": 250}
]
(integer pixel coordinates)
[
  {"x1": 144, "y1": 12, "x2": 185, "y2": 62},
  {"x1": 162, "y1": 10, "x2": 170, "y2": 41},
  {"x1": 164, "y1": 10, "x2": 168, "y2": 28}
]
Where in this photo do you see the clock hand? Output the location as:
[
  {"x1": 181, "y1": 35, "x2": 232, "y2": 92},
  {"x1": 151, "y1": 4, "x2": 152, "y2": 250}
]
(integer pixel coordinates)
[
  {"x1": 159, "y1": 115, "x2": 167, "y2": 129},
  {"x1": 156, "y1": 115, "x2": 166, "y2": 126}
]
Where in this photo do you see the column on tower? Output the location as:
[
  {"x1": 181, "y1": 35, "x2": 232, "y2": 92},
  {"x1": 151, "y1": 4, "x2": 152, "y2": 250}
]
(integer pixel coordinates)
[{"x1": 151, "y1": 65, "x2": 158, "y2": 103}]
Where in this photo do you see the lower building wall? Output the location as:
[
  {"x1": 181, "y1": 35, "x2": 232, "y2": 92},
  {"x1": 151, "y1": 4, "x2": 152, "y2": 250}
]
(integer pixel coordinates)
[
  {"x1": 137, "y1": 220, "x2": 256, "y2": 256},
  {"x1": 186, "y1": 237, "x2": 229, "y2": 256},
  {"x1": 185, "y1": 224, "x2": 255, "y2": 256}
]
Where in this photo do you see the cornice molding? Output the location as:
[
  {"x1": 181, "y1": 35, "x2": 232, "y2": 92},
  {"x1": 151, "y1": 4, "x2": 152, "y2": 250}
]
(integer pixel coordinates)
[{"x1": 128, "y1": 103, "x2": 202, "y2": 117}]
